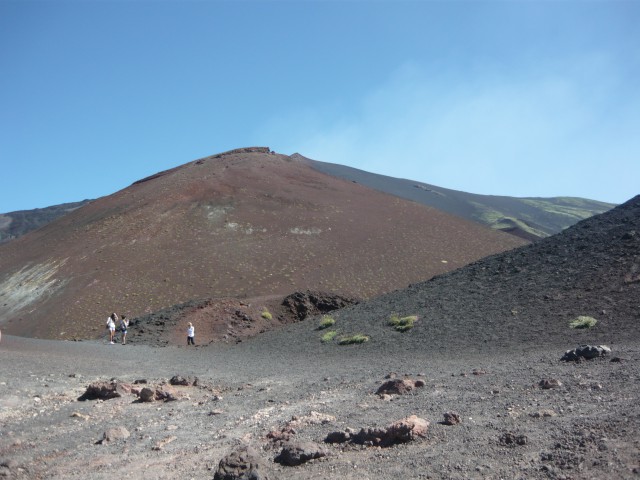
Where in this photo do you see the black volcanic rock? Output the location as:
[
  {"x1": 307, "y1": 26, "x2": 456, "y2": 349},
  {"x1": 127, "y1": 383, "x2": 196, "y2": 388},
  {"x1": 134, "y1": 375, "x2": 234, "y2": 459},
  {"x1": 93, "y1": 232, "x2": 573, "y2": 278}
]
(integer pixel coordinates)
[{"x1": 281, "y1": 290, "x2": 359, "y2": 321}]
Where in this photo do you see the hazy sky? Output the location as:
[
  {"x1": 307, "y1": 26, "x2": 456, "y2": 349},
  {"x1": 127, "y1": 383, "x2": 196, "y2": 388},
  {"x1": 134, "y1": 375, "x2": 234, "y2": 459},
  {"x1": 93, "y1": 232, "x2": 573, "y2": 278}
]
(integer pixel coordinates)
[{"x1": 1, "y1": 0, "x2": 638, "y2": 212}]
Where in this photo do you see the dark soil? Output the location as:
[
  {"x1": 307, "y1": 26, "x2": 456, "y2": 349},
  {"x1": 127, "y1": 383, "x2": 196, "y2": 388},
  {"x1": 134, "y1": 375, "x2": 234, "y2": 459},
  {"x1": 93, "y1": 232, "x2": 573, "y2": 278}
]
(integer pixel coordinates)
[{"x1": 0, "y1": 196, "x2": 638, "y2": 479}]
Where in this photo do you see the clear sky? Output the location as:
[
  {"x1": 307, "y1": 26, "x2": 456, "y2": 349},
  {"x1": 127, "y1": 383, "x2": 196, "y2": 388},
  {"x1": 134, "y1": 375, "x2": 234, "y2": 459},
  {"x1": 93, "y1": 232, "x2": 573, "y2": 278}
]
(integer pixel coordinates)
[{"x1": 1, "y1": 0, "x2": 638, "y2": 213}]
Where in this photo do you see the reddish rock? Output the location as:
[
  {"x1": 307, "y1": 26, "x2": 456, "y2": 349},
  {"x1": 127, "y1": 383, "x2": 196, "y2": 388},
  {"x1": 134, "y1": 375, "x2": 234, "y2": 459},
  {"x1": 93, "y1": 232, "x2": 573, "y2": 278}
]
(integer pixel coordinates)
[
  {"x1": 352, "y1": 415, "x2": 429, "y2": 447},
  {"x1": 376, "y1": 378, "x2": 417, "y2": 395},
  {"x1": 443, "y1": 411, "x2": 461, "y2": 425}
]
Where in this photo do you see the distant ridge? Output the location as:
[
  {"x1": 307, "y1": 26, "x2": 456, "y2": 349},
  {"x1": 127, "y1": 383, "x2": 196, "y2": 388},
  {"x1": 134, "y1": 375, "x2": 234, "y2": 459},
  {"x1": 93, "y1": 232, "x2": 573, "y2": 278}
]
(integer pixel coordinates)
[
  {"x1": 299, "y1": 154, "x2": 615, "y2": 240},
  {"x1": 0, "y1": 200, "x2": 92, "y2": 244}
]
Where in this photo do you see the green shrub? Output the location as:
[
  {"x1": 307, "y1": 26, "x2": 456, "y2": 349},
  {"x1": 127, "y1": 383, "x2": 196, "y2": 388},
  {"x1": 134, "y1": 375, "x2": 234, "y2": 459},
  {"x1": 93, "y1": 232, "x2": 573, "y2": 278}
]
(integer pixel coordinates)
[
  {"x1": 261, "y1": 309, "x2": 272, "y2": 320},
  {"x1": 569, "y1": 316, "x2": 597, "y2": 329},
  {"x1": 388, "y1": 314, "x2": 418, "y2": 332},
  {"x1": 338, "y1": 334, "x2": 369, "y2": 345},
  {"x1": 321, "y1": 330, "x2": 338, "y2": 343},
  {"x1": 319, "y1": 315, "x2": 336, "y2": 330}
]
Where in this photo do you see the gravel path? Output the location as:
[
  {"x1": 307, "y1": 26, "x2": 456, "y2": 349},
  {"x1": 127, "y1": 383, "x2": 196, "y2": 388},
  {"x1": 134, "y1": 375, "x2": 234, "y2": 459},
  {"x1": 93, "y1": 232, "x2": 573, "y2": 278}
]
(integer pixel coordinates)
[{"x1": 1, "y1": 333, "x2": 639, "y2": 479}]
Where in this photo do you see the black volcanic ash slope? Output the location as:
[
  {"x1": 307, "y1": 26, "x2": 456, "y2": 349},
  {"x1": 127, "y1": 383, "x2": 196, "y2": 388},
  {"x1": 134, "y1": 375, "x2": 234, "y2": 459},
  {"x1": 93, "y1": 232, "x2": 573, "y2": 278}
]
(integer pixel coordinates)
[
  {"x1": 275, "y1": 195, "x2": 640, "y2": 354},
  {"x1": 302, "y1": 154, "x2": 615, "y2": 240}
]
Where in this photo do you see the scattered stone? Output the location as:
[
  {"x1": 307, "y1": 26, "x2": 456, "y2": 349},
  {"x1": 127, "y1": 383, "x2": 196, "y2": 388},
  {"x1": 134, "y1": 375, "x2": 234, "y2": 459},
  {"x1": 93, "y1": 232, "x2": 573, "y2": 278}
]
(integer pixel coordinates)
[
  {"x1": 324, "y1": 430, "x2": 352, "y2": 444},
  {"x1": 539, "y1": 378, "x2": 562, "y2": 389},
  {"x1": 78, "y1": 381, "x2": 129, "y2": 401},
  {"x1": 169, "y1": 375, "x2": 199, "y2": 386},
  {"x1": 443, "y1": 411, "x2": 461, "y2": 425},
  {"x1": 376, "y1": 378, "x2": 422, "y2": 395},
  {"x1": 155, "y1": 386, "x2": 179, "y2": 402},
  {"x1": 472, "y1": 369, "x2": 487, "y2": 375},
  {"x1": 133, "y1": 379, "x2": 148, "y2": 384},
  {"x1": 70, "y1": 412, "x2": 90, "y2": 421},
  {"x1": 209, "y1": 409, "x2": 224, "y2": 416},
  {"x1": 213, "y1": 445, "x2": 270, "y2": 480},
  {"x1": 561, "y1": 345, "x2": 611, "y2": 362},
  {"x1": 266, "y1": 427, "x2": 296, "y2": 445},
  {"x1": 99, "y1": 426, "x2": 130, "y2": 444},
  {"x1": 139, "y1": 387, "x2": 156, "y2": 403},
  {"x1": 275, "y1": 441, "x2": 330, "y2": 466},
  {"x1": 529, "y1": 409, "x2": 557, "y2": 418},
  {"x1": 499, "y1": 432, "x2": 528, "y2": 446},
  {"x1": 286, "y1": 411, "x2": 335, "y2": 428},
  {"x1": 152, "y1": 435, "x2": 177, "y2": 451},
  {"x1": 333, "y1": 415, "x2": 430, "y2": 447}
]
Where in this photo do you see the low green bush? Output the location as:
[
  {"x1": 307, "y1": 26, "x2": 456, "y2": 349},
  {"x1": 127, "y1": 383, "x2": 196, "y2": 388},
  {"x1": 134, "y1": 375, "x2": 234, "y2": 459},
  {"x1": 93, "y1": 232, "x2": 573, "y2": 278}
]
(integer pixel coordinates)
[
  {"x1": 321, "y1": 330, "x2": 338, "y2": 343},
  {"x1": 319, "y1": 315, "x2": 336, "y2": 330},
  {"x1": 388, "y1": 314, "x2": 418, "y2": 332},
  {"x1": 261, "y1": 309, "x2": 272, "y2": 320},
  {"x1": 338, "y1": 334, "x2": 369, "y2": 345},
  {"x1": 569, "y1": 315, "x2": 597, "y2": 329}
]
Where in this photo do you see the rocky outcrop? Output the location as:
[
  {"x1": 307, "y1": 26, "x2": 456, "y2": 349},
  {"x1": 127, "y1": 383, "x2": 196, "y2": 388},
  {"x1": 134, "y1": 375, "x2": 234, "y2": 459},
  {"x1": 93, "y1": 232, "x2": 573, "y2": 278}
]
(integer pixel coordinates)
[
  {"x1": 326, "y1": 415, "x2": 429, "y2": 448},
  {"x1": 539, "y1": 378, "x2": 562, "y2": 389},
  {"x1": 282, "y1": 290, "x2": 359, "y2": 321},
  {"x1": 137, "y1": 385, "x2": 179, "y2": 402},
  {"x1": 443, "y1": 411, "x2": 462, "y2": 425},
  {"x1": 78, "y1": 381, "x2": 130, "y2": 401},
  {"x1": 561, "y1": 345, "x2": 611, "y2": 362},
  {"x1": 213, "y1": 445, "x2": 270, "y2": 480},
  {"x1": 274, "y1": 441, "x2": 330, "y2": 466},
  {"x1": 376, "y1": 378, "x2": 423, "y2": 395},
  {"x1": 169, "y1": 374, "x2": 199, "y2": 386},
  {"x1": 98, "y1": 426, "x2": 130, "y2": 444}
]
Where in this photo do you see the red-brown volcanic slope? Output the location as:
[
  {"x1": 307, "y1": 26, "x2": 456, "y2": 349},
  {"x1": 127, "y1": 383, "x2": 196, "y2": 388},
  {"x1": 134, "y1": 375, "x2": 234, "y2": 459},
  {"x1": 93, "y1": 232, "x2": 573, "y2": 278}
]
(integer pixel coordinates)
[{"x1": 0, "y1": 148, "x2": 527, "y2": 340}]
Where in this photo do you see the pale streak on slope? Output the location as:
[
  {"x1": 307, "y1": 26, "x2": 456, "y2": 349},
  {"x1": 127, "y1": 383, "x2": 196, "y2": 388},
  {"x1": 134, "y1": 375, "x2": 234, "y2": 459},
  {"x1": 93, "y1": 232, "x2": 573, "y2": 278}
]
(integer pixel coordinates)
[{"x1": 0, "y1": 259, "x2": 68, "y2": 319}]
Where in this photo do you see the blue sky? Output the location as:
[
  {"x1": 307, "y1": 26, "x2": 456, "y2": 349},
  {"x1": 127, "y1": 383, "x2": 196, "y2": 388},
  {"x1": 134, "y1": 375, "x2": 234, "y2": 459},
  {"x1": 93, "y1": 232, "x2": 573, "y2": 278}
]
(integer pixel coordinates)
[{"x1": 1, "y1": 0, "x2": 638, "y2": 212}]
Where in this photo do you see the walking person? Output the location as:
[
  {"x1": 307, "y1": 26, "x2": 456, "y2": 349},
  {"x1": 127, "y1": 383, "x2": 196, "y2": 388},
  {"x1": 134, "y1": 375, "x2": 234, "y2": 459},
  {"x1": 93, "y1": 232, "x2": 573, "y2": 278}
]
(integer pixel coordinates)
[
  {"x1": 187, "y1": 322, "x2": 195, "y2": 346},
  {"x1": 120, "y1": 315, "x2": 129, "y2": 345},
  {"x1": 106, "y1": 313, "x2": 118, "y2": 344}
]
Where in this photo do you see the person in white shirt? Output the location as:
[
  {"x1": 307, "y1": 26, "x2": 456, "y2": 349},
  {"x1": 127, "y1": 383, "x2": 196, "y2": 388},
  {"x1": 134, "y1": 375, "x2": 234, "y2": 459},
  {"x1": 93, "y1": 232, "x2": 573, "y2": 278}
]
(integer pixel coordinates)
[
  {"x1": 106, "y1": 313, "x2": 118, "y2": 344},
  {"x1": 187, "y1": 322, "x2": 195, "y2": 346}
]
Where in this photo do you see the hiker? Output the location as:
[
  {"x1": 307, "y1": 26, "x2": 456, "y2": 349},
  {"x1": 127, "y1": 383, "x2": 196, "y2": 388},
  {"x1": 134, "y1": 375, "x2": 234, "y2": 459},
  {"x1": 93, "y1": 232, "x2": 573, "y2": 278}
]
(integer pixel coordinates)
[
  {"x1": 106, "y1": 313, "x2": 118, "y2": 344},
  {"x1": 187, "y1": 322, "x2": 195, "y2": 346},
  {"x1": 120, "y1": 315, "x2": 129, "y2": 345}
]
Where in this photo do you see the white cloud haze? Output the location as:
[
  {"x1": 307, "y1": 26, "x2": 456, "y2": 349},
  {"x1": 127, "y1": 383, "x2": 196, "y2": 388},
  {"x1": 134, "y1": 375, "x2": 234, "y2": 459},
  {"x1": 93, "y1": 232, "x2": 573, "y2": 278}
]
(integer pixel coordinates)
[{"x1": 266, "y1": 55, "x2": 638, "y2": 204}]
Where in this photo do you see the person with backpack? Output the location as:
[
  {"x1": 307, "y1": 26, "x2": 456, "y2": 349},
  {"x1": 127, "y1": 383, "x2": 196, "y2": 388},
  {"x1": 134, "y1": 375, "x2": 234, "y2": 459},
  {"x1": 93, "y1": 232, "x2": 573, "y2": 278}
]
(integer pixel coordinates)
[
  {"x1": 120, "y1": 315, "x2": 129, "y2": 345},
  {"x1": 106, "y1": 313, "x2": 118, "y2": 344},
  {"x1": 187, "y1": 322, "x2": 195, "y2": 346}
]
